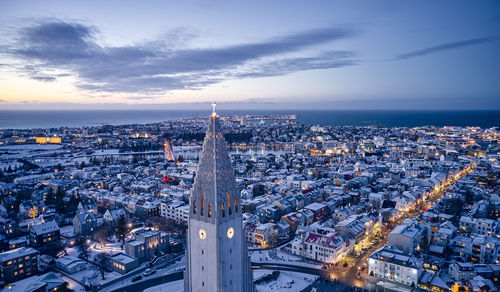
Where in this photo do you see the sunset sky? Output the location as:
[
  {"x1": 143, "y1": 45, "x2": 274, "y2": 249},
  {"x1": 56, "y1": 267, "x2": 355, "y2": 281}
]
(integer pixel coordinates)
[{"x1": 0, "y1": 0, "x2": 499, "y2": 109}]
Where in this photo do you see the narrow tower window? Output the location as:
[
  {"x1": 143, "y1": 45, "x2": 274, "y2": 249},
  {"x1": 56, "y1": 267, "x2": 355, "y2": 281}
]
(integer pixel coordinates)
[
  {"x1": 235, "y1": 199, "x2": 238, "y2": 213},
  {"x1": 192, "y1": 201, "x2": 196, "y2": 214},
  {"x1": 227, "y1": 193, "x2": 232, "y2": 215},
  {"x1": 201, "y1": 193, "x2": 205, "y2": 216},
  {"x1": 221, "y1": 203, "x2": 225, "y2": 217},
  {"x1": 208, "y1": 204, "x2": 212, "y2": 217}
]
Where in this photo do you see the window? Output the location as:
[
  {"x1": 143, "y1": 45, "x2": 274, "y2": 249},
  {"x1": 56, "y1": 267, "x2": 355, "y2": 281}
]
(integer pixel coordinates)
[{"x1": 201, "y1": 193, "x2": 205, "y2": 216}]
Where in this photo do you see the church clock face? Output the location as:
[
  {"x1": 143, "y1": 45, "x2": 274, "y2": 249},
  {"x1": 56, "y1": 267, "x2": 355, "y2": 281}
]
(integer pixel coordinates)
[
  {"x1": 227, "y1": 227, "x2": 234, "y2": 239},
  {"x1": 198, "y1": 228, "x2": 207, "y2": 240}
]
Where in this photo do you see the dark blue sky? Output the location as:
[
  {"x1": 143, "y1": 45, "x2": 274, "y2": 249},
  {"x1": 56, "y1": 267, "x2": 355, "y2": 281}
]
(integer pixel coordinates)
[{"x1": 0, "y1": 0, "x2": 499, "y2": 109}]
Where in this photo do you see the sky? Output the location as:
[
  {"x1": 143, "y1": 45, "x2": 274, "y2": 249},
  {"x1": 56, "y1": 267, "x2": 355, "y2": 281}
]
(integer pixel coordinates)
[{"x1": 0, "y1": 0, "x2": 499, "y2": 110}]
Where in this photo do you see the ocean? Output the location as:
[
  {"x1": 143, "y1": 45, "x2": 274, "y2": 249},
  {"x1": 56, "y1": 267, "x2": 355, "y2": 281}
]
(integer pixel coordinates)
[{"x1": 0, "y1": 110, "x2": 498, "y2": 129}]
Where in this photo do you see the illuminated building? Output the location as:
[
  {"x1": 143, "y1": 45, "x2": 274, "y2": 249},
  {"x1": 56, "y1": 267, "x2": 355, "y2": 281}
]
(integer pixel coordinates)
[{"x1": 35, "y1": 137, "x2": 61, "y2": 144}]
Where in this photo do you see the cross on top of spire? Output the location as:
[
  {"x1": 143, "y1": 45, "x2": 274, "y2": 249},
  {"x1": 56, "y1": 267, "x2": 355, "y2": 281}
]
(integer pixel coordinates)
[{"x1": 211, "y1": 101, "x2": 217, "y2": 118}]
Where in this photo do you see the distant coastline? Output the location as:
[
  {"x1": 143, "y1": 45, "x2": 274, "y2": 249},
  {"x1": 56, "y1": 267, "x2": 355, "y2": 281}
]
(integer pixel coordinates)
[{"x1": 0, "y1": 109, "x2": 498, "y2": 129}]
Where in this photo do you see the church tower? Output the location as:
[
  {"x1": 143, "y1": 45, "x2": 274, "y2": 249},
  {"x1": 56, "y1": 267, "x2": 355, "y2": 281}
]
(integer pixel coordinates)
[{"x1": 184, "y1": 105, "x2": 254, "y2": 292}]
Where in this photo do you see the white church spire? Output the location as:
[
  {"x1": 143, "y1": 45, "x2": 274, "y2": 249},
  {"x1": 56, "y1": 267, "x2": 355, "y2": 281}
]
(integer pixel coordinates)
[{"x1": 184, "y1": 107, "x2": 254, "y2": 292}]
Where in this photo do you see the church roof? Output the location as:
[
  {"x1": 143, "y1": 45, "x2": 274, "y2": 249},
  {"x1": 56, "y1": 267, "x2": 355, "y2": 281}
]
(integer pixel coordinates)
[{"x1": 190, "y1": 115, "x2": 240, "y2": 222}]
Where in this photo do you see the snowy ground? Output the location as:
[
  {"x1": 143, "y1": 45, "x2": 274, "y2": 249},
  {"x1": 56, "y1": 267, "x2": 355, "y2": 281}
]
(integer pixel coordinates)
[
  {"x1": 250, "y1": 249, "x2": 322, "y2": 270},
  {"x1": 88, "y1": 241, "x2": 125, "y2": 257},
  {"x1": 59, "y1": 225, "x2": 75, "y2": 238},
  {"x1": 254, "y1": 270, "x2": 317, "y2": 292},
  {"x1": 143, "y1": 280, "x2": 183, "y2": 292},
  {"x1": 251, "y1": 249, "x2": 303, "y2": 263},
  {"x1": 64, "y1": 262, "x2": 122, "y2": 286},
  {"x1": 0, "y1": 144, "x2": 64, "y2": 161},
  {"x1": 0, "y1": 144, "x2": 63, "y2": 150}
]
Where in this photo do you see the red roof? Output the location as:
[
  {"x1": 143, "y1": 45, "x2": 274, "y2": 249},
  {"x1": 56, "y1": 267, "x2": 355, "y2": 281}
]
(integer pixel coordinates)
[{"x1": 305, "y1": 232, "x2": 344, "y2": 249}]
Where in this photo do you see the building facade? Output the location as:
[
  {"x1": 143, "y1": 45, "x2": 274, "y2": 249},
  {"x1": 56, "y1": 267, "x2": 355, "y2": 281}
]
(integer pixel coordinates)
[
  {"x1": 368, "y1": 245, "x2": 422, "y2": 287},
  {"x1": 0, "y1": 247, "x2": 39, "y2": 283},
  {"x1": 28, "y1": 220, "x2": 60, "y2": 248}
]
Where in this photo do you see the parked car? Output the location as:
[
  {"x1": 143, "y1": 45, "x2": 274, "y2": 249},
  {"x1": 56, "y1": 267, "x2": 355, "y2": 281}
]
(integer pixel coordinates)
[
  {"x1": 132, "y1": 275, "x2": 143, "y2": 282},
  {"x1": 143, "y1": 268, "x2": 156, "y2": 276}
]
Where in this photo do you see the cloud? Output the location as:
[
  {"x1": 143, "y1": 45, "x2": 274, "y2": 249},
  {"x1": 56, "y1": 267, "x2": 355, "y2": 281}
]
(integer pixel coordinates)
[
  {"x1": 30, "y1": 76, "x2": 56, "y2": 82},
  {"x1": 3, "y1": 20, "x2": 357, "y2": 93},
  {"x1": 234, "y1": 51, "x2": 357, "y2": 78},
  {"x1": 395, "y1": 36, "x2": 499, "y2": 60}
]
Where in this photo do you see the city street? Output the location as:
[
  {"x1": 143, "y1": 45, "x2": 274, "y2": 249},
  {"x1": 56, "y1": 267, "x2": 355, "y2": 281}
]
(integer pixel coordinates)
[{"x1": 321, "y1": 163, "x2": 474, "y2": 288}]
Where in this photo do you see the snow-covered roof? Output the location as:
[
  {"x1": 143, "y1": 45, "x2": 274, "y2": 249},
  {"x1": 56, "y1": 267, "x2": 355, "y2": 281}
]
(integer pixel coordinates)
[
  {"x1": 0, "y1": 247, "x2": 38, "y2": 262},
  {"x1": 30, "y1": 220, "x2": 59, "y2": 235}
]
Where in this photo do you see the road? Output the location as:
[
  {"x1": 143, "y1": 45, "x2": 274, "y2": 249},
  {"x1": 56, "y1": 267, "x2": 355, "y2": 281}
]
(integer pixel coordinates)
[{"x1": 108, "y1": 271, "x2": 184, "y2": 292}]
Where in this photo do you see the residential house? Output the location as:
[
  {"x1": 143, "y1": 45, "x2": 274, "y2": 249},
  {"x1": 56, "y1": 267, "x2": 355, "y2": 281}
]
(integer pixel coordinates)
[
  {"x1": 110, "y1": 253, "x2": 138, "y2": 274},
  {"x1": 72, "y1": 212, "x2": 97, "y2": 237},
  {"x1": 368, "y1": 245, "x2": 422, "y2": 287},
  {"x1": 292, "y1": 231, "x2": 346, "y2": 264},
  {"x1": 125, "y1": 229, "x2": 169, "y2": 262},
  {"x1": 28, "y1": 220, "x2": 60, "y2": 248},
  {"x1": 103, "y1": 208, "x2": 127, "y2": 225},
  {"x1": 77, "y1": 198, "x2": 97, "y2": 215}
]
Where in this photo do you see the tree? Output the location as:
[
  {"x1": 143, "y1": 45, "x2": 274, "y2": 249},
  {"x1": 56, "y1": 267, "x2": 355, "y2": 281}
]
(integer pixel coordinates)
[
  {"x1": 149, "y1": 216, "x2": 186, "y2": 233},
  {"x1": 94, "y1": 223, "x2": 111, "y2": 247},
  {"x1": 44, "y1": 241, "x2": 64, "y2": 258},
  {"x1": 95, "y1": 253, "x2": 111, "y2": 280},
  {"x1": 53, "y1": 188, "x2": 66, "y2": 214},
  {"x1": 83, "y1": 271, "x2": 101, "y2": 292},
  {"x1": 28, "y1": 206, "x2": 38, "y2": 218},
  {"x1": 420, "y1": 231, "x2": 430, "y2": 252},
  {"x1": 116, "y1": 215, "x2": 128, "y2": 248},
  {"x1": 76, "y1": 240, "x2": 89, "y2": 262},
  {"x1": 253, "y1": 184, "x2": 265, "y2": 197}
]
